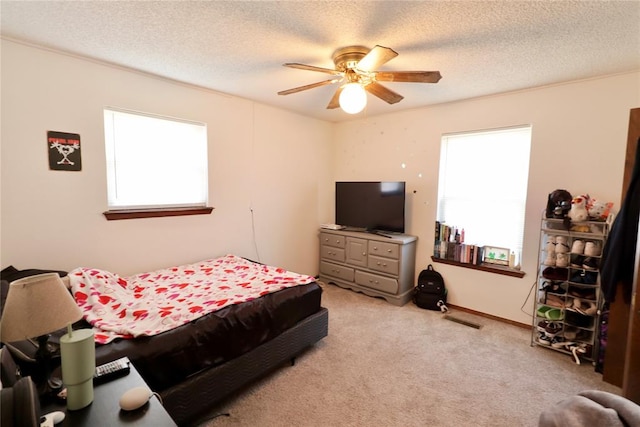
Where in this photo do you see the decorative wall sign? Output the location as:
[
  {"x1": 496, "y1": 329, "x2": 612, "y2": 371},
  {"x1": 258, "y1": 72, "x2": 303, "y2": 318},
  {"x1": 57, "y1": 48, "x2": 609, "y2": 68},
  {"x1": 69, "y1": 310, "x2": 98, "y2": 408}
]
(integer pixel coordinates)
[{"x1": 48, "y1": 131, "x2": 82, "y2": 171}]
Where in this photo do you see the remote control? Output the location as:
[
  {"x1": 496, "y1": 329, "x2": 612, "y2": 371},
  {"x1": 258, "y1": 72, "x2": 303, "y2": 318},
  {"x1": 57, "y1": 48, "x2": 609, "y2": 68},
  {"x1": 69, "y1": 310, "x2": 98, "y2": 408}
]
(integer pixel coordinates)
[{"x1": 94, "y1": 357, "x2": 131, "y2": 385}]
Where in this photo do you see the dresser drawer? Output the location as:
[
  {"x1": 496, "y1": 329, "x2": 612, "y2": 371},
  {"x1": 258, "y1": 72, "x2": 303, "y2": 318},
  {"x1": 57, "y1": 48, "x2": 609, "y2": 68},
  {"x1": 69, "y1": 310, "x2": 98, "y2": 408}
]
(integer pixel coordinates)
[
  {"x1": 368, "y1": 240, "x2": 399, "y2": 259},
  {"x1": 367, "y1": 255, "x2": 399, "y2": 275},
  {"x1": 320, "y1": 232, "x2": 346, "y2": 248},
  {"x1": 320, "y1": 245, "x2": 345, "y2": 263},
  {"x1": 355, "y1": 270, "x2": 398, "y2": 294},
  {"x1": 320, "y1": 261, "x2": 354, "y2": 282}
]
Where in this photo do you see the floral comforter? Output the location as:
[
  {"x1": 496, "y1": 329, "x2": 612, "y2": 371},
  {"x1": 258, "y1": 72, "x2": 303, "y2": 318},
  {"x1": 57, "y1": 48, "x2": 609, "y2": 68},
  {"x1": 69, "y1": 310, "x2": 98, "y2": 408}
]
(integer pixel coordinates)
[{"x1": 68, "y1": 254, "x2": 316, "y2": 344}]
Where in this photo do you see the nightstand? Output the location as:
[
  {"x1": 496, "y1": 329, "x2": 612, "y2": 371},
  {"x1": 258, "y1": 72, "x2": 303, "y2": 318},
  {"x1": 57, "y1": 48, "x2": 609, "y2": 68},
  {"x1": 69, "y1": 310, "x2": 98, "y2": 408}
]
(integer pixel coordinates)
[{"x1": 42, "y1": 362, "x2": 176, "y2": 426}]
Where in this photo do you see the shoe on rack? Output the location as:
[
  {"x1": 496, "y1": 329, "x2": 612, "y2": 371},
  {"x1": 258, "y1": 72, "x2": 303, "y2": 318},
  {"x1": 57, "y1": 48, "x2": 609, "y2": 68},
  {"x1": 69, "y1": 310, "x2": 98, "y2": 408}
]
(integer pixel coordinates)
[
  {"x1": 563, "y1": 326, "x2": 578, "y2": 340},
  {"x1": 556, "y1": 253, "x2": 569, "y2": 267},
  {"x1": 582, "y1": 271, "x2": 598, "y2": 285},
  {"x1": 536, "y1": 305, "x2": 554, "y2": 318},
  {"x1": 568, "y1": 287, "x2": 596, "y2": 300},
  {"x1": 584, "y1": 241, "x2": 601, "y2": 257},
  {"x1": 546, "y1": 237, "x2": 556, "y2": 253},
  {"x1": 542, "y1": 281, "x2": 566, "y2": 295},
  {"x1": 545, "y1": 308, "x2": 564, "y2": 321},
  {"x1": 544, "y1": 251, "x2": 556, "y2": 266},
  {"x1": 551, "y1": 337, "x2": 574, "y2": 349},
  {"x1": 582, "y1": 257, "x2": 599, "y2": 271},
  {"x1": 537, "y1": 332, "x2": 551, "y2": 346},
  {"x1": 570, "y1": 255, "x2": 585, "y2": 268},
  {"x1": 545, "y1": 322, "x2": 562, "y2": 338},
  {"x1": 537, "y1": 320, "x2": 551, "y2": 333},
  {"x1": 570, "y1": 270, "x2": 585, "y2": 283},
  {"x1": 544, "y1": 294, "x2": 564, "y2": 308},
  {"x1": 555, "y1": 236, "x2": 570, "y2": 254},
  {"x1": 571, "y1": 239, "x2": 585, "y2": 254}
]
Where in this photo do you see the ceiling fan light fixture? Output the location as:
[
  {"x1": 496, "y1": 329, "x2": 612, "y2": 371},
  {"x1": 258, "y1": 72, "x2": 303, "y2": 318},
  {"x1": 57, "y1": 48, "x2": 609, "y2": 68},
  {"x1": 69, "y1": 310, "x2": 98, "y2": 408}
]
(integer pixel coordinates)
[{"x1": 339, "y1": 83, "x2": 367, "y2": 114}]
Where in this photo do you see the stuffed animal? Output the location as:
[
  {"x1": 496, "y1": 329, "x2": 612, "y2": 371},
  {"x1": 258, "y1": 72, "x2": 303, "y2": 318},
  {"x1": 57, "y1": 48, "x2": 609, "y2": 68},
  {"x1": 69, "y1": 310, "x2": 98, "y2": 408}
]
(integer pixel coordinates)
[
  {"x1": 568, "y1": 195, "x2": 589, "y2": 222},
  {"x1": 545, "y1": 189, "x2": 572, "y2": 219},
  {"x1": 586, "y1": 197, "x2": 614, "y2": 221}
]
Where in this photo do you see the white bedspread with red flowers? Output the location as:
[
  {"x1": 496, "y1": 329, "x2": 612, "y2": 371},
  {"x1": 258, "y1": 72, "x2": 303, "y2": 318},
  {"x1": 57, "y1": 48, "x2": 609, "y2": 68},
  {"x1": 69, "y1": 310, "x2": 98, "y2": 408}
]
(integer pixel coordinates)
[{"x1": 68, "y1": 254, "x2": 316, "y2": 344}]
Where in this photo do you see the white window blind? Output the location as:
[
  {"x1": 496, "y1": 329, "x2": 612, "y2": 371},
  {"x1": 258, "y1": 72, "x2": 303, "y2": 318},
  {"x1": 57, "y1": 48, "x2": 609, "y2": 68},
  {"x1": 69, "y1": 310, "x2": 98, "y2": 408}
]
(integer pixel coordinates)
[
  {"x1": 104, "y1": 108, "x2": 208, "y2": 210},
  {"x1": 437, "y1": 126, "x2": 532, "y2": 256}
]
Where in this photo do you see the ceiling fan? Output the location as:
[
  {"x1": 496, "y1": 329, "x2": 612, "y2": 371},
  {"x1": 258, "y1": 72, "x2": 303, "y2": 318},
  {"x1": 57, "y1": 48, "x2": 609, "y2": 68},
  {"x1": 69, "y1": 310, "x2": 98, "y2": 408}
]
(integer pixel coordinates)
[{"x1": 277, "y1": 45, "x2": 442, "y2": 114}]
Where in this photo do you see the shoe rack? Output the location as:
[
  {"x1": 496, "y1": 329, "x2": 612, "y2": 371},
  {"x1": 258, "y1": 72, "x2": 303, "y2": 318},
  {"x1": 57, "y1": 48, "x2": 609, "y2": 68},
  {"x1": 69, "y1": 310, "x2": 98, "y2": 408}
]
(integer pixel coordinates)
[{"x1": 531, "y1": 211, "x2": 612, "y2": 364}]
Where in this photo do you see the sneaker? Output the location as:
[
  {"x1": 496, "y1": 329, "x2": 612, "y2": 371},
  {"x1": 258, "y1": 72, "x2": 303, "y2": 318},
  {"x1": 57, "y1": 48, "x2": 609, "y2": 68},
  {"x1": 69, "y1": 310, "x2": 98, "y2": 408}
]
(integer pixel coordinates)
[
  {"x1": 537, "y1": 332, "x2": 551, "y2": 346},
  {"x1": 570, "y1": 255, "x2": 585, "y2": 268},
  {"x1": 546, "y1": 237, "x2": 556, "y2": 253},
  {"x1": 571, "y1": 239, "x2": 585, "y2": 254},
  {"x1": 542, "y1": 281, "x2": 566, "y2": 294},
  {"x1": 556, "y1": 253, "x2": 569, "y2": 267},
  {"x1": 544, "y1": 251, "x2": 556, "y2": 266},
  {"x1": 582, "y1": 257, "x2": 599, "y2": 271},
  {"x1": 584, "y1": 241, "x2": 601, "y2": 257},
  {"x1": 537, "y1": 320, "x2": 550, "y2": 332},
  {"x1": 555, "y1": 236, "x2": 570, "y2": 254},
  {"x1": 545, "y1": 322, "x2": 562, "y2": 337},
  {"x1": 551, "y1": 337, "x2": 574, "y2": 349}
]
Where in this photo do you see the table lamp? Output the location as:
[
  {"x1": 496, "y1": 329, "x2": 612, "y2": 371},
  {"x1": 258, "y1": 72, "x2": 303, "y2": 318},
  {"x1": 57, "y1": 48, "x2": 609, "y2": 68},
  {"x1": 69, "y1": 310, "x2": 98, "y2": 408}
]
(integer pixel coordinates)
[{"x1": 0, "y1": 273, "x2": 84, "y2": 398}]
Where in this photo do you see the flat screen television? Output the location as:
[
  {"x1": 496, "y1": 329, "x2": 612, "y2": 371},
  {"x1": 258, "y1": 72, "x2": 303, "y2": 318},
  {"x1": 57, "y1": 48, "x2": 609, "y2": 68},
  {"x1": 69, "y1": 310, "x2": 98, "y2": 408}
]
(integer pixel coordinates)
[{"x1": 335, "y1": 181, "x2": 406, "y2": 233}]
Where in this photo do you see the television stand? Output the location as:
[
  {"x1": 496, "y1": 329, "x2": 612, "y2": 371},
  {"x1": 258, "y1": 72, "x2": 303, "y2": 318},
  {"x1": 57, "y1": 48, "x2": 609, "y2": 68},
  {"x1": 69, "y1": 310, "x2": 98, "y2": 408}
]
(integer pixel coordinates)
[{"x1": 318, "y1": 228, "x2": 417, "y2": 306}]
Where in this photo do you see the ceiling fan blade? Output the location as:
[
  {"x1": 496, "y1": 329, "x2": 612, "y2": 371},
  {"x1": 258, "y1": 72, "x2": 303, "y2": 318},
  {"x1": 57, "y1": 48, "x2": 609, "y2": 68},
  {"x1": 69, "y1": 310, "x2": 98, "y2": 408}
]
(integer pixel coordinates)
[
  {"x1": 283, "y1": 63, "x2": 342, "y2": 75},
  {"x1": 278, "y1": 79, "x2": 338, "y2": 96},
  {"x1": 365, "y1": 82, "x2": 404, "y2": 105},
  {"x1": 357, "y1": 45, "x2": 398, "y2": 71},
  {"x1": 326, "y1": 87, "x2": 343, "y2": 109},
  {"x1": 375, "y1": 71, "x2": 442, "y2": 83}
]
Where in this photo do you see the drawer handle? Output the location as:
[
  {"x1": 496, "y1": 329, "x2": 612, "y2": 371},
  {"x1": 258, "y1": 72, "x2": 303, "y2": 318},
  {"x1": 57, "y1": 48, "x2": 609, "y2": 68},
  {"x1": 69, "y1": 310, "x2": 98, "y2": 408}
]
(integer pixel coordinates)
[
  {"x1": 362, "y1": 252, "x2": 366, "y2": 256},
  {"x1": 368, "y1": 279, "x2": 379, "y2": 284},
  {"x1": 377, "y1": 262, "x2": 387, "y2": 267},
  {"x1": 387, "y1": 249, "x2": 392, "y2": 253},
  {"x1": 373, "y1": 246, "x2": 378, "y2": 251}
]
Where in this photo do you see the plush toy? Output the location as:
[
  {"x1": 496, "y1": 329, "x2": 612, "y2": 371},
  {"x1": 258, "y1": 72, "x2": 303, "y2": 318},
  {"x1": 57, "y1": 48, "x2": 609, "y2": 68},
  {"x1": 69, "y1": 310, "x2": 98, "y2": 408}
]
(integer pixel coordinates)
[
  {"x1": 545, "y1": 189, "x2": 572, "y2": 219},
  {"x1": 586, "y1": 197, "x2": 614, "y2": 221},
  {"x1": 568, "y1": 195, "x2": 589, "y2": 222}
]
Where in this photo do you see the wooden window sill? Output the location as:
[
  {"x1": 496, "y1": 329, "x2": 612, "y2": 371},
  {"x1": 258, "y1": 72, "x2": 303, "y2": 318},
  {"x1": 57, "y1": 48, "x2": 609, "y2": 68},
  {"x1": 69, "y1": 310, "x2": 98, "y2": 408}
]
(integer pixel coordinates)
[
  {"x1": 103, "y1": 207, "x2": 214, "y2": 220},
  {"x1": 431, "y1": 257, "x2": 526, "y2": 278}
]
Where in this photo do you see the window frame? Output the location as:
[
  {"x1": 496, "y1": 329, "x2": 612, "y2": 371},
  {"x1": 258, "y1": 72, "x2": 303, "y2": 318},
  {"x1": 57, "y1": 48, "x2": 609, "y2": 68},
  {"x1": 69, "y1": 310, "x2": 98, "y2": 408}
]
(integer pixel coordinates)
[
  {"x1": 434, "y1": 125, "x2": 532, "y2": 277},
  {"x1": 102, "y1": 107, "x2": 213, "y2": 220}
]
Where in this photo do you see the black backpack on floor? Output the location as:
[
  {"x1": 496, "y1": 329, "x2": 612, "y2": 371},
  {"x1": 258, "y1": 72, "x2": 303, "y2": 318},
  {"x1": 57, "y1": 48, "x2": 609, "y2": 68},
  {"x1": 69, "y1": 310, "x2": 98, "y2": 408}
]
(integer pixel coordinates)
[{"x1": 413, "y1": 264, "x2": 447, "y2": 311}]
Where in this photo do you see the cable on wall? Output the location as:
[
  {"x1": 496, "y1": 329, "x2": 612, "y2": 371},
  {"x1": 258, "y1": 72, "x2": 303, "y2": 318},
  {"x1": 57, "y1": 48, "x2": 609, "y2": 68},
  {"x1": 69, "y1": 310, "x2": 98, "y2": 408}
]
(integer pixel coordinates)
[{"x1": 249, "y1": 101, "x2": 261, "y2": 263}]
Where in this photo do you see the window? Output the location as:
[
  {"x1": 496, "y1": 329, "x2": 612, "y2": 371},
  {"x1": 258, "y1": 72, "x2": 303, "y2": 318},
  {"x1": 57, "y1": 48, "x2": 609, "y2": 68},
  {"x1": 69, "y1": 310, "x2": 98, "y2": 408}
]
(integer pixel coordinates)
[
  {"x1": 103, "y1": 108, "x2": 210, "y2": 218},
  {"x1": 437, "y1": 125, "x2": 532, "y2": 260}
]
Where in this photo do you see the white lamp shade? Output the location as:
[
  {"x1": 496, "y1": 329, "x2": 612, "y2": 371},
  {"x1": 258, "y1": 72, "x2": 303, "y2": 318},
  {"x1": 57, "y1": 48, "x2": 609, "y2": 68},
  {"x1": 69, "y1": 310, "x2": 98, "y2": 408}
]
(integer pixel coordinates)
[
  {"x1": 0, "y1": 273, "x2": 83, "y2": 342},
  {"x1": 339, "y1": 83, "x2": 367, "y2": 114}
]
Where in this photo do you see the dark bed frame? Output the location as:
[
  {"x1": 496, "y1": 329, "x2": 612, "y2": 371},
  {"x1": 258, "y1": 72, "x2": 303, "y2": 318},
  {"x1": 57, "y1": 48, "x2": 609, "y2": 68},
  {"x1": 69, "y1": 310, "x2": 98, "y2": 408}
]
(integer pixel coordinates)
[{"x1": 162, "y1": 307, "x2": 328, "y2": 426}]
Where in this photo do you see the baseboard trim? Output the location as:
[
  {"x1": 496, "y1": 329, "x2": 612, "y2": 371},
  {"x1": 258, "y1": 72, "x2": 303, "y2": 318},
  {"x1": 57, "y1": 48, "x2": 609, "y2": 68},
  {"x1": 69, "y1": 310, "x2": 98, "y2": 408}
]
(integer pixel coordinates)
[{"x1": 446, "y1": 303, "x2": 530, "y2": 330}]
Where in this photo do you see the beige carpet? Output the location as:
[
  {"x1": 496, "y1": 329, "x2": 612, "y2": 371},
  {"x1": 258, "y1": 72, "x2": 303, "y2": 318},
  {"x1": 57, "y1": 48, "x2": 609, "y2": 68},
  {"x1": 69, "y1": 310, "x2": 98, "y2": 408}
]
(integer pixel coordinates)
[{"x1": 198, "y1": 283, "x2": 620, "y2": 427}]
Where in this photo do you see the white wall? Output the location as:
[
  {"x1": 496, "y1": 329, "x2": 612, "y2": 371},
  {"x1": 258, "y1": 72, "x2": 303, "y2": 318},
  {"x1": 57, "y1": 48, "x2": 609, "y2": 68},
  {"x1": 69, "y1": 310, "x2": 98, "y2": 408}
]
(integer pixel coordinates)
[
  {"x1": 0, "y1": 40, "x2": 333, "y2": 276},
  {"x1": 333, "y1": 72, "x2": 640, "y2": 324}
]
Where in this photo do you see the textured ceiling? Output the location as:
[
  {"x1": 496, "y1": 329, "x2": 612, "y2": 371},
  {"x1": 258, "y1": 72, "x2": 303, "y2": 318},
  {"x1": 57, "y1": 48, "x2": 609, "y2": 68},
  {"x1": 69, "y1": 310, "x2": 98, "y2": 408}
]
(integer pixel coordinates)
[{"x1": 1, "y1": 1, "x2": 639, "y2": 122}]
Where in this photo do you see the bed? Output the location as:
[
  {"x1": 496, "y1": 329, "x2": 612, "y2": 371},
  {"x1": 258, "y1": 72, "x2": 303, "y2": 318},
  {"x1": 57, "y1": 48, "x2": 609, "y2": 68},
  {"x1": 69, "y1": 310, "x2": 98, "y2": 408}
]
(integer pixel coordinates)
[{"x1": 1, "y1": 255, "x2": 328, "y2": 426}]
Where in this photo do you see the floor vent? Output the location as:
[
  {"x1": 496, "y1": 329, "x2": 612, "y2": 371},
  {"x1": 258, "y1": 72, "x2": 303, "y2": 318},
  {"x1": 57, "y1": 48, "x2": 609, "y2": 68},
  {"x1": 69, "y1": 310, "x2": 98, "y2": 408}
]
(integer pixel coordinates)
[{"x1": 444, "y1": 314, "x2": 482, "y2": 329}]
